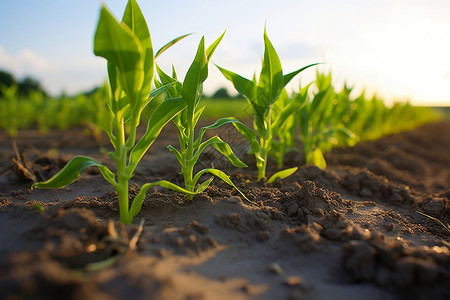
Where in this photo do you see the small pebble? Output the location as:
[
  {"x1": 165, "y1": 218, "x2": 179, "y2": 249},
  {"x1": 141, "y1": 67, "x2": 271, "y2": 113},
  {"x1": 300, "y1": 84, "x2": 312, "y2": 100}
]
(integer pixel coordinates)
[
  {"x1": 288, "y1": 203, "x2": 299, "y2": 216},
  {"x1": 284, "y1": 276, "x2": 304, "y2": 287},
  {"x1": 390, "y1": 193, "x2": 403, "y2": 203},
  {"x1": 268, "y1": 262, "x2": 283, "y2": 275},
  {"x1": 359, "y1": 187, "x2": 373, "y2": 197},
  {"x1": 387, "y1": 223, "x2": 395, "y2": 231}
]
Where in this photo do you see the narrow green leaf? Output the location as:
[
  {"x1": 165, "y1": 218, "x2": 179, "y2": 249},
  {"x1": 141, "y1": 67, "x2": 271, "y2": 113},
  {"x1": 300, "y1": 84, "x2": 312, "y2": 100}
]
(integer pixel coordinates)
[
  {"x1": 33, "y1": 156, "x2": 110, "y2": 189},
  {"x1": 258, "y1": 28, "x2": 283, "y2": 103},
  {"x1": 194, "y1": 117, "x2": 262, "y2": 163},
  {"x1": 107, "y1": 62, "x2": 118, "y2": 112},
  {"x1": 216, "y1": 65, "x2": 256, "y2": 102},
  {"x1": 129, "y1": 180, "x2": 196, "y2": 218},
  {"x1": 148, "y1": 83, "x2": 173, "y2": 98},
  {"x1": 267, "y1": 167, "x2": 298, "y2": 183},
  {"x1": 283, "y1": 63, "x2": 321, "y2": 87},
  {"x1": 212, "y1": 141, "x2": 247, "y2": 168},
  {"x1": 195, "y1": 117, "x2": 242, "y2": 148},
  {"x1": 193, "y1": 136, "x2": 247, "y2": 168},
  {"x1": 206, "y1": 30, "x2": 226, "y2": 62},
  {"x1": 192, "y1": 168, "x2": 250, "y2": 201},
  {"x1": 230, "y1": 120, "x2": 262, "y2": 161},
  {"x1": 182, "y1": 37, "x2": 206, "y2": 117},
  {"x1": 308, "y1": 148, "x2": 327, "y2": 168},
  {"x1": 128, "y1": 97, "x2": 186, "y2": 172},
  {"x1": 192, "y1": 105, "x2": 206, "y2": 128},
  {"x1": 167, "y1": 144, "x2": 183, "y2": 165},
  {"x1": 155, "y1": 65, "x2": 182, "y2": 98},
  {"x1": 155, "y1": 33, "x2": 192, "y2": 58},
  {"x1": 271, "y1": 89, "x2": 308, "y2": 135},
  {"x1": 94, "y1": 5, "x2": 143, "y2": 100},
  {"x1": 98, "y1": 166, "x2": 117, "y2": 186},
  {"x1": 194, "y1": 177, "x2": 214, "y2": 194},
  {"x1": 122, "y1": 0, "x2": 153, "y2": 97}
]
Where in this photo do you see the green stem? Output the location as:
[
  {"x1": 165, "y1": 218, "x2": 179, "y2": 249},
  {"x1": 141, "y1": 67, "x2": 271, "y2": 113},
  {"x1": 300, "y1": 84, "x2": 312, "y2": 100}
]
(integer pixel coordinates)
[
  {"x1": 257, "y1": 110, "x2": 272, "y2": 181},
  {"x1": 258, "y1": 141, "x2": 269, "y2": 181},
  {"x1": 276, "y1": 149, "x2": 284, "y2": 168},
  {"x1": 114, "y1": 116, "x2": 131, "y2": 224},
  {"x1": 183, "y1": 124, "x2": 196, "y2": 199}
]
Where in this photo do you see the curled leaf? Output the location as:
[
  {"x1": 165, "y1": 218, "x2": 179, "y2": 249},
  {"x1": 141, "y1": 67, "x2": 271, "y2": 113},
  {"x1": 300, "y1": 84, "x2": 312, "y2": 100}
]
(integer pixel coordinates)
[
  {"x1": 267, "y1": 167, "x2": 298, "y2": 183},
  {"x1": 32, "y1": 156, "x2": 113, "y2": 189}
]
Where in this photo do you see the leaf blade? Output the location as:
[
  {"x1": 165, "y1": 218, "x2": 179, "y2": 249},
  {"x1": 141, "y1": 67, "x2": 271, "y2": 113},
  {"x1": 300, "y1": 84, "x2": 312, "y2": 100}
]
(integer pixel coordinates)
[
  {"x1": 267, "y1": 167, "x2": 298, "y2": 183},
  {"x1": 32, "y1": 156, "x2": 111, "y2": 189}
]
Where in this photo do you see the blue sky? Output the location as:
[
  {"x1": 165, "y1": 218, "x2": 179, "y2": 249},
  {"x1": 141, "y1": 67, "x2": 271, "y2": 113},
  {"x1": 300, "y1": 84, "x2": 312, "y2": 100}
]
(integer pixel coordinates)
[{"x1": 1, "y1": 0, "x2": 449, "y2": 105}]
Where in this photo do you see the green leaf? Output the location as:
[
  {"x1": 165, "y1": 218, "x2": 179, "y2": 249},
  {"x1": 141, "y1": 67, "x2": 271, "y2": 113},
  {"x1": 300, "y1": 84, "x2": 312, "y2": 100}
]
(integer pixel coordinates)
[
  {"x1": 283, "y1": 63, "x2": 321, "y2": 87},
  {"x1": 192, "y1": 168, "x2": 250, "y2": 202},
  {"x1": 192, "y1": 105, "x2": 206, "y2": 128},
  {"x1": 33, "y1": 156, "x2": 111, "y2": 189},
  {"x1": 155, "y1": 33, "x2": 192, "y2": 58},
  {"x1": 128, "y1": 97, "x2": 186, "y2": 173},
  {"x1": 206, "y1": 30, "x2": 226, "y2": 62},
  {"x1": 267, "y1": 167, "x2": 298, "y2": 183},
  {"x1": 195, "y1": 117, "x2": 242, "y2": 148},
  {"x1": 195, "y1": 117, "x2": 262, "y2": 162},
  {"x1": 216, "y1": 65, "x2": 256, "y2": 102},
  {"x1": 271, "y1": 89, "x2": 307, "y2": 135},
  {"x1": 167, "y1": 144, "x2": 183, "y2": 165},
  {"x1": 194, "y1": 177, "x2": 214, "y2": 194},
  {"x1": 230, "y1": 120, "x2": 262, "y2": 161},
  {"x1": 129, "y1": 180, "x2": 196, "y2": 218},
  {"x1": 155, "y1": 65, "x2": 182, "y2": 98},
  {"x1": 258, "y1": 27, "x2": 283, "y2": 105},
  {"x1": 182, "y1": 37, "x2": 207, "y2": 118},
  {"x1": 93, "y1": 5, "x2": 143, "y2": 101},
  {"x1": 308, "y1": 148, "x2": 327, "y2": 168},
  {"x1": 193, "y1": 136, "x2": 247, "y2": 168},
  {"x1": 121, "y1": 0, "x2": 153, "y2": 98},
  {"x1": 212, "y1": 141, "x2": 247, "y2": 168}
]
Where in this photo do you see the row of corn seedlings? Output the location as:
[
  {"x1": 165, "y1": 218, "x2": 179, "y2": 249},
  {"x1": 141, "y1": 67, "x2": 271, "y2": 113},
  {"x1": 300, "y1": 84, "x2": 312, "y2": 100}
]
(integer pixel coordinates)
[
  {"x1": 0, "y1": 84, "x2": 113, "y2": 139},
  {"x1": 258, "y1": 71, "x2": 441, "y2": 168},
  {"x1": 23, "y1": 0, "x2": 440, "y2": 223}
]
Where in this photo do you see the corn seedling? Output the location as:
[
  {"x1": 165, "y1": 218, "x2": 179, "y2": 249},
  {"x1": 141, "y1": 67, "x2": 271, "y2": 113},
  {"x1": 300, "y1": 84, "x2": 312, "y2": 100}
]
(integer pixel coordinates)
[
  {"x1": 297, "y1": 71, "x2": 357, "y2": 168},
  {"x1": 0, "y1": 84, "x2": 34, "y2": 138},
  {"x1": 33, "y1": 0, "x2": 189, "y2": 224},
  {"x1": 217, "y1": 28, "x2": 318, "y2": 181},
  {"x1": 153, "y1": 34, "x2": 254, "y2": 200}
]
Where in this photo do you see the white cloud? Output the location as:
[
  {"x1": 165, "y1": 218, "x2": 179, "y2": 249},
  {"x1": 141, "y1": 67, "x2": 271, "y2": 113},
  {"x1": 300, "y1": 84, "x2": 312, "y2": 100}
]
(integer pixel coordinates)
[
  {"x1": 0, "y1": 46, "x2": 49, "y2": 77},
  {"x1": 0, "y1": 45, "x2": 107, "y2": 96}
]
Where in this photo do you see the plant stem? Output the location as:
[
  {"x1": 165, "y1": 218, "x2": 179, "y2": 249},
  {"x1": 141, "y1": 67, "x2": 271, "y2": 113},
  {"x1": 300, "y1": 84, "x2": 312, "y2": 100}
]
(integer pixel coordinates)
[
  {"x1": 257, "y1": 110, "x2": 272, "y2": 181},
  {"x1": 258, "y1": 139, "x2": 269, "y2": 181},
  {"x1": 184, "y1": 124, "x2": 195, "y2": 199},
  {"x1": 114, "y1": 116, "x2": 131, "y2": 224}
]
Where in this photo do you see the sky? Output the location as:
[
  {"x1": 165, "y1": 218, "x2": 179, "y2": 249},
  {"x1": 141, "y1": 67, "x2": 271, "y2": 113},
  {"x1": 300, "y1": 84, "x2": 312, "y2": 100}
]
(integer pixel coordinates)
[{"x1": 0, "y1": 0, "x2": 449, "y2": 106}]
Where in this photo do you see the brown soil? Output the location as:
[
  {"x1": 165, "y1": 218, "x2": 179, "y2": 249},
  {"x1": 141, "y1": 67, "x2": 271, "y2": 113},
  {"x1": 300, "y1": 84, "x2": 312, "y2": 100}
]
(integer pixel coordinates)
[{"x1": 0, "y1": 121, "x2": 449, "y2": 300}]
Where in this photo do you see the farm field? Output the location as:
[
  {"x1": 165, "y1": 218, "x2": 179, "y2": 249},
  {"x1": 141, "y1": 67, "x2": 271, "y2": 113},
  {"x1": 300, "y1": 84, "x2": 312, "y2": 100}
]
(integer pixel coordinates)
[
  {"x1": 1, "y1": 1, "x2": 449, "y2": 299},
  {"x1": 0, "y1": 119, "x2": 449, "y2": 300}
]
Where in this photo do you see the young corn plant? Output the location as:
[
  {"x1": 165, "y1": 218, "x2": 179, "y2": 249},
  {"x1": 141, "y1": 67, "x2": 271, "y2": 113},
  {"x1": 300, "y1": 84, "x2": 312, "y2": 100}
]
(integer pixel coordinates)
[
  {"x1": 33, "y1": 0, "x2": 189, "y2": 224},
  {"x1": 217, "y1": 28, "x2": 318, "y2": 181},
  {"x1": 81, "y1": 83, "x2": 113, "y2": 141},
  {"x1": 297, "y1": 71, "x2": 357, "y2": 168},
  {"x1": 153, "y1": 34, "x2": 253, "y2": 200},
  {"x1": 269, "y1": 88, "x2": 309, "y2": 168}
]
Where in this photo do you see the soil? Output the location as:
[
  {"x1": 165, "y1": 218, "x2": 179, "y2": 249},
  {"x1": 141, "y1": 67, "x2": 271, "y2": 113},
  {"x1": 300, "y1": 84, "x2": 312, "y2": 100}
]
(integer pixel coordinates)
[{"x1": 0, "y1": 121, "x2": 449, "y2": 300}]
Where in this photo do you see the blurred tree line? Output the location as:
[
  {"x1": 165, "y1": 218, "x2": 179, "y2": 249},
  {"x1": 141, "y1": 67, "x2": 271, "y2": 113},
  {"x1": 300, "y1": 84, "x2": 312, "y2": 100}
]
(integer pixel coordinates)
[
  {"x1": 0, "y1": 68, "x2": 243, "y2": 100},
  {"x1": 0, "y1": 70, "x2": 47, "y2": 97},
  {"x1": 208, "y1": 87, "x2": 244, "y2": 99}
]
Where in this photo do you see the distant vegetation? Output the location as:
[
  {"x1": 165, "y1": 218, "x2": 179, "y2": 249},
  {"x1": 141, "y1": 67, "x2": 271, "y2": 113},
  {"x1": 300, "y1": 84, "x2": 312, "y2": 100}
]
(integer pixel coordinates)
[{"x1": 0, "y1": 70, "x2": 47, "y2": 97}]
